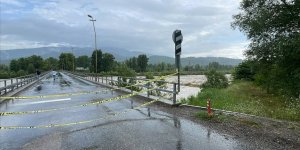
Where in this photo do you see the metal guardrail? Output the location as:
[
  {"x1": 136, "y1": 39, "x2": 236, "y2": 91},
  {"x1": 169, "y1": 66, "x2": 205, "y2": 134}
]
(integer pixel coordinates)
[
  {"x1": 66, "y1": 71, "x2": 178, "y2": 104},
  {"x1": 0, "y1": 72, "x2": 48, "y2": 96}
]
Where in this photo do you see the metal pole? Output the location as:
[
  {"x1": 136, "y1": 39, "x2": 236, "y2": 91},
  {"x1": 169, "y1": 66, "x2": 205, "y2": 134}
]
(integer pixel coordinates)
[
  {"x1": 16, "y1": 78, "x2": 18, "y2": 88},
  {"x1": 147, "y1": 82, "x2": 150, "y2": 97},
  {"x1": 92, "y1": 20, "x2": 97, "y2": 74},
  {"x1": 177, "y1": 55, "x2": 180, "y2": 92},
  {"x1": 147, "y1": 107, "x2": 151, "y2": 117},
  {"x1": 88, "y1": 15, "x2": 98, "y2": 74},
  {"x1": 173, "y1": 83, "x2": 177, "y2": 105},
  {"x1": 4, "y1": 80, "x2": 7, "y2": 94}
]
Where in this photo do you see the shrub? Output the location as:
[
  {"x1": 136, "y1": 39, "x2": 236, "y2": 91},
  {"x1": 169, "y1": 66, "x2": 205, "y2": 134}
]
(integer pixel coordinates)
[
  {"x1": 202, "y1": 70, "x2": 228, "y2": 88},
  {"x1": 145, "y1": 72, "x2": 154, "y2": 79},
  {"x1": 234, "y1": 61, "x2": 255, "y2": 80},
  {"x1": 116, "y1": 64, "x2": 136, "y2": 77}
]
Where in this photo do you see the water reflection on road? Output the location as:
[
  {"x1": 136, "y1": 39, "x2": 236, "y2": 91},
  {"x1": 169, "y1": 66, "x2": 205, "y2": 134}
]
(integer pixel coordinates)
[{"x1": 0, "y1": 72, "x2": 246, "y2": 150}]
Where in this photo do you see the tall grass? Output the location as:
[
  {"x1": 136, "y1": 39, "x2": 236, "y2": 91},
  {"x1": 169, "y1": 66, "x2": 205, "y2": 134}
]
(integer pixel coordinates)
[{"x1": 185, "y1": 81, "x2": 300, "y2": 122}]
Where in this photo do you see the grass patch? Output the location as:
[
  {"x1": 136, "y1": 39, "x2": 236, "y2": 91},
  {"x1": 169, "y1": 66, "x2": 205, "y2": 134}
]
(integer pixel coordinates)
[
  {"x1": 187, "y1": 81, "x2": 300, "y2": 122},
  {"x1": 196, "y1": 111, "x2": 232, "y2": 122}
]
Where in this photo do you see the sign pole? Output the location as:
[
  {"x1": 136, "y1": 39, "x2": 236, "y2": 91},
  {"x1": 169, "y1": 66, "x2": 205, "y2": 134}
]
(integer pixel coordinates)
[
  {"x1": 176, "y1": 55, "x2": 180, "y2": 92},
  {"x1": 173, "y1": 29, "x2": 183, "y2": 92}
]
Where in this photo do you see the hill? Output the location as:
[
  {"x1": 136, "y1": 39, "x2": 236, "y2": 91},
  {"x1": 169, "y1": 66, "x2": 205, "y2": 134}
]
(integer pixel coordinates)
[
  {"x1": 0, "y1": 47, "x2": 142, "y2": 63},
  {"x1": 0, "y1": 47, "x2": 242, "y2": 66},
  {"x1": 149, "y1": 55, "x2": 242, "y2": 66}
]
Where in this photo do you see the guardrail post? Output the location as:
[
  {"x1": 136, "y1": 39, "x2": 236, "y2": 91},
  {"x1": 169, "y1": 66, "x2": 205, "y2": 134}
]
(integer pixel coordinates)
[
  {"x1": 102, "y1": 76, "x2": 103, "y2": 83},
  {"x1": 130, "y1": 78, "x2": 134, "y2": 93},
  {"x1": 117, "y1": 77, "x2": 120, "y2": 88},
  {"x1": 148, "y1": 107, "x2": 151, "y2": 117},
  {"x1": 106, "y1": 76, "x2": 108, "y2": 85},
  {"x1": 16, "y1": 78, "x2": 19, "y2": 88},
  {"x1": 147, "y1": 82, "x2": 150, "y2": 98},
  {"x1": 131, "y1": 100, "x2": 133, "y2": 109},
  {"x1": 111, "y1": 76, "x2": 113, "y2": 87},
  {"x1": 4, "y1": 80, "x2": 7, "y2": 94},
  {"x1": 173, "y1": 83, "x2": 177, "y2": 105}
]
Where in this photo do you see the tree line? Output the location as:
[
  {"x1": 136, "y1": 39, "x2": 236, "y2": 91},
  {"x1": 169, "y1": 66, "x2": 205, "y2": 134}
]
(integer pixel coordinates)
[
  {"x1": 0, "y1": 49, "x2": 236, "y2": 79},
  {"x1": 0, "y1": 49, "x2": 150, "y2": 78},
  {"x1": 232, "y1": 0, "x2": 300, "y2": 97}
]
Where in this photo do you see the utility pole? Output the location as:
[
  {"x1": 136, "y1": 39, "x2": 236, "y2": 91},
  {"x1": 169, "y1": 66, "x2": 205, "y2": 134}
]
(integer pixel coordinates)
[{"x1": 88, "y1": 14, "x2": 98, "y2": 73}]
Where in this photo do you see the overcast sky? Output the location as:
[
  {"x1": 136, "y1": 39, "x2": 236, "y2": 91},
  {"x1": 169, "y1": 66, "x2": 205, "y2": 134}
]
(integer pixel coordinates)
[{"x1": 0, "y1": 0, "x2": 248, "y2": 58}]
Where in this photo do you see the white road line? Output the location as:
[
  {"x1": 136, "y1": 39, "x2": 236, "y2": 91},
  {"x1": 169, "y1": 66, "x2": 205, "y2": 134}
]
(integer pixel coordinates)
[{"x1": 16, "y1": 98, "x2": 72, "y2": 106}]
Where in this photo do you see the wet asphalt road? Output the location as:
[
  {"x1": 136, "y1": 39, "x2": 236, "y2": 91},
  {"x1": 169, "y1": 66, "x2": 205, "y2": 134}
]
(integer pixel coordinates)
[{"x1": 0, "y1": 73, "x2": 247, "y2": 150}]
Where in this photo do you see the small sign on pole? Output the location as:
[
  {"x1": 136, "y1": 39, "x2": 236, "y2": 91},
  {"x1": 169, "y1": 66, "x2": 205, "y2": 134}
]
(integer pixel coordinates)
[
  {"x1": 172, "y1": 29, "x2": 183, "y2": 92},
  {"x1": 172, "y1": 30, "x2": 183, "y2": 56}
]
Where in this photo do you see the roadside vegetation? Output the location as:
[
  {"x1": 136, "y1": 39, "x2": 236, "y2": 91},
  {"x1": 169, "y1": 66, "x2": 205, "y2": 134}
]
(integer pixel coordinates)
[
  {"x1": 182, "y1": 0, "x2": 300, "y2": 122},
  {"x1": 185, "y1": 80, "x2": 300, "y2": 121}
]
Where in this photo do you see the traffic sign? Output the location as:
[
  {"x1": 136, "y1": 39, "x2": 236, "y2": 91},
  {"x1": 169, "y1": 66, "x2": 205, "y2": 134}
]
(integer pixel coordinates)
[{"x1": 172, "y1": 30, "x2": 183, "y2": 55}]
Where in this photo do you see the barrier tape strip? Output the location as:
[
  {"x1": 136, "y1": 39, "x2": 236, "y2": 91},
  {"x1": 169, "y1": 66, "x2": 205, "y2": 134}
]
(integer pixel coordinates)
[
  {"x1": 0, "y1": 83, "x2": 167, "y2": 116},
  {"x1": 0, "y1": 72, "x2": 177, "y2": 100},
  {"x1": 0, "y1": 98, "x2": 160, "y2": 130}
]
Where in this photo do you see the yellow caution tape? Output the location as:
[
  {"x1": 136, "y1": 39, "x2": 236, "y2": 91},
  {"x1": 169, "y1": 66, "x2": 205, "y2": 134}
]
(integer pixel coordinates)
[
  {"x1": 0, "y1": 72, "x2": 177, "y2": 100},
  {"x1": 0, "y1": 98, "x2": 160, "y2": 129},
  {"x1": 0, "y1": 83, "x2": 167, "y2": 116}
]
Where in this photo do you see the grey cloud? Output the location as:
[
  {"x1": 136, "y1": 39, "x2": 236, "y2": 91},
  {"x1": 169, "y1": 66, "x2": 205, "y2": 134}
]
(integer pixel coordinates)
[{"x1": 0, "y1": 0, "x2": 247, "y2": 58}]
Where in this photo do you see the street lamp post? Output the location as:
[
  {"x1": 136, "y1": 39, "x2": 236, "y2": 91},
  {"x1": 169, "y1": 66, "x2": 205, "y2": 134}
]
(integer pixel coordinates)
[{"x1": 88, "y1": 14, "x2": 98, "y2": 73}]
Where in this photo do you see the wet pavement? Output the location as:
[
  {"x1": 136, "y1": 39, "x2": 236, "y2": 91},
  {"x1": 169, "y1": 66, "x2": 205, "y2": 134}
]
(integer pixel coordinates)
[{"x1": 1, "y1": 72, "x2": 248, "y2": 150}]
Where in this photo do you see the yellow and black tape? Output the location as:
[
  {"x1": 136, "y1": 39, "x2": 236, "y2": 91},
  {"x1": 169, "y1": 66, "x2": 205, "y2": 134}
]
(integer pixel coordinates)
[
  {"x1": 0, "y1": 98, "x2": 159, "y2": 130},
  {"x1": 0, "y1": 72, "x2": 177, "y2": 100},
  {"x1": 0, "y1": 83, "x2": 167, "y2": 116}
]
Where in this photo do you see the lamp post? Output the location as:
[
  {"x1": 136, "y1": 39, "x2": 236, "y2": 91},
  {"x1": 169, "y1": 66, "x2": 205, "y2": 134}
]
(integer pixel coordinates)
[{"x1": 88, "y1": 14, "x2": 98, "y2": 73}]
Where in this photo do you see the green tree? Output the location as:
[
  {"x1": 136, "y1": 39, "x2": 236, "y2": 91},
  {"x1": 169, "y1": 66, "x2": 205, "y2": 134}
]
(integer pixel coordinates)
[
  {"x1": 137, "y1": 54, "x2": 148, "y2": 72},
  {"x1": 90, "y1": 50, "x2": 102, "y2": 73},
  {"x1": 116, "y1": 63, "x2": 136, "y2": 77},
  {"x1": 27, "y1": 63, "x2": 35, "y2": 73},
  {"x1": 102, "y1": 53, "x2": 115, "y2": 72},
  {"x1": 27, "y1": 55, "x2": 43, "y2": 69},
  {"x1": 18, "y1": 57, "x2": 28, "y2": 71},
  {"x1": 232, "y1": 0, "x2": 300, "y2": 96},
  {"x1": 125, "y1": 57, "x2": 138, "y2": 72},
  {"x1": 59, "y1": 53, "x2": 75, "y2": 71},
  {"x1": 76, "y1": 55, "x2": 90, "y2": 69},
  {"x1": 0, "y1": 64, "x2": 9, "y2": 71},
  {"x1": 234, "y1": 61, "x2": 255, "y2": 80},
  {"x1": 202, "y1": 70, "x2": 228, "y2": 89},
  {"x1": 207, "y1": 62, "x2": 220, "y2": 70},
  {"x1": 43, "y1": 57, "x2": 59, "y2": 70},
  {"x1": 9, "y1": 59, "x2": 19, "y2": 72}
]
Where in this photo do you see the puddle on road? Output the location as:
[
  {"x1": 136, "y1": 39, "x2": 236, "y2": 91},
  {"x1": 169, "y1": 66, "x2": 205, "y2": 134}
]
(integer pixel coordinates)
[
  {"x1": 61, "y1": 108, "x2": 244, "y2": 150},
  {"x1": 0, "y1": 72, "x2": 250, "y2": 150}
]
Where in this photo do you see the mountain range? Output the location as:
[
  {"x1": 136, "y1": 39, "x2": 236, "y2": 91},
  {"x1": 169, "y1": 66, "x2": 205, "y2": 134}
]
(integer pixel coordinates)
[{"x1": 0, "y1": 47, "x2": 242, "y2": 66}]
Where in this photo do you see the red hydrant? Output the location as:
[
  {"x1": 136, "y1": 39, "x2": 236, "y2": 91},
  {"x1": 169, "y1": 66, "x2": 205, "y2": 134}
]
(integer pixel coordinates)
[{"x1": 207, "y1": 98, "x2": 213, "y2": 117}]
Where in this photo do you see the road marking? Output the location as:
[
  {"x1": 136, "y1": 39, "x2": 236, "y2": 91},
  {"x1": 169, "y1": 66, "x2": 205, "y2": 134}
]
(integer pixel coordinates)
[
  {"x1": 0, "y1": 98, "x2": 160, "y2": 129},
  {"x1": 16, "y1": 98, "x2": 71, "y2": 106},
  {"x1": 0, "y1": 84, "x2": 167, "y2": 116}
]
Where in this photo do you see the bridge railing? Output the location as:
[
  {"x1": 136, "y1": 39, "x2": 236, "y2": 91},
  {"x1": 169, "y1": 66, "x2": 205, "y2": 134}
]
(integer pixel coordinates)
[
  {"x1": 67, "y1": 71, "x2": 178, "y2": 104},
  {"x1": 0, "y1": 72, "x2": 48, "y2": 96}
]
